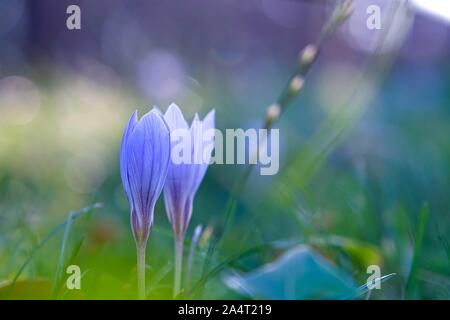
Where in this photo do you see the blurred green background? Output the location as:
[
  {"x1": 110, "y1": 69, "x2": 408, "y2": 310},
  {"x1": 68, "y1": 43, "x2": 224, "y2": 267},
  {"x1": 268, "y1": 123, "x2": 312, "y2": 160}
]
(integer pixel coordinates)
[{"x1": 0, "y1": 0, "x2": 449, "y2": 299}]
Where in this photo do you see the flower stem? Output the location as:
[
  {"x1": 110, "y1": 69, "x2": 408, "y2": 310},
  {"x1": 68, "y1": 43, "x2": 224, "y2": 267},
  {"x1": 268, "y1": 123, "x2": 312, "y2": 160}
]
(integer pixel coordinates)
[
  {"x1": 173, "y1": 237, "x2": 183, "y2": 299},
  {"x1": 136, "y1": 243, "x2": 146, "y2": 300}
]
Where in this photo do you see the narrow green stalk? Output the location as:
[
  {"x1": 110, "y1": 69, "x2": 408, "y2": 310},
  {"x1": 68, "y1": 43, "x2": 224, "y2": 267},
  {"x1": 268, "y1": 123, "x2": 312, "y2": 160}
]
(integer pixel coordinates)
[
  {"x1": 406, "y1": 203, "x2": 429, "y2": 297},
  {"x1": 271, "y1": 0, "x2": 405, "y2": 206},
  {"x1": 136, "y1": 243, "x2": 146, "y2": 300},
  {"x1": 51, "y1": 211, "x2": 75, "y2": 298},
  {"x1": 173, "y1": 237, "x2": 183, "y2": 299},
  {"x1": 199, "y1": 0, "x2": 354, "y2": 290}
]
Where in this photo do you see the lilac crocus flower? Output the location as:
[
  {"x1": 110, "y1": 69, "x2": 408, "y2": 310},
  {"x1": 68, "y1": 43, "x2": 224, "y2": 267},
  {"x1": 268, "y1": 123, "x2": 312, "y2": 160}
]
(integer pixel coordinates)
[
  {"x1": 120, "y1": 108, "x2": 171, "y2": 299},
  {"x1": 163, "y1": 103, "x2": 215, "y2": 297}
]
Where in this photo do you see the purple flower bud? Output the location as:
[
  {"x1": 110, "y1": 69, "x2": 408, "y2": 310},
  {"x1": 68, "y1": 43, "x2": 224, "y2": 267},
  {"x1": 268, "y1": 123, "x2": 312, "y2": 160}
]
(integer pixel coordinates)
[
  {"x1": 163, "y1": 103, "x2": 215, "y2": 240},
  {"x1": 120, "y1": 108, "x2": 171, "y2": 246}
]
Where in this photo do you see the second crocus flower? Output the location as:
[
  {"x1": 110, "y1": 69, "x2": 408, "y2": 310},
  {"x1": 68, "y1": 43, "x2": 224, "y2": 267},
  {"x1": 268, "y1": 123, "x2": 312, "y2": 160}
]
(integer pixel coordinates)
[{"x1": 163, "y1": 103, "x2": 215, "y2": 297}]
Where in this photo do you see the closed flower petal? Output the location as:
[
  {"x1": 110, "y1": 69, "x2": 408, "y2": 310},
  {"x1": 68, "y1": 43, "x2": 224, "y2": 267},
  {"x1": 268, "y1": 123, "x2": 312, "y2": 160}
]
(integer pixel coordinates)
[
  {"x1": 163, "y1": 104, "x2": 215, "y2": 240},
  {"x1": 120, "y1": 108, "x2": 171, "y2": 245},
  {"x1": 120, "y1": 111, "x2": 138, "y2": 202}
]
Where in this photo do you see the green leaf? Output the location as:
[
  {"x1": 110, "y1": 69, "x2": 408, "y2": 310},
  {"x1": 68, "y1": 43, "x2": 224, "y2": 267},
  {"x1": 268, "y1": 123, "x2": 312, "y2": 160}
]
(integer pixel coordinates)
[
  {"x1": 224, "y1": 245, "x2": 357, "y2": 299},
  {"x1": 311, "y1": 235, "x2": 382, "y2": 269}
]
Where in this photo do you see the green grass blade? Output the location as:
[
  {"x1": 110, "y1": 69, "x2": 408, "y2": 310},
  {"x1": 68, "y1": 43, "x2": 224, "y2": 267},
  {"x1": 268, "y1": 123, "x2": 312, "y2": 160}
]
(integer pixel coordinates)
[
  {"x1": 406, "y1": 203, "x2": 430, "y2": 297},
  {"x1": 51, "y1": 211, "x2": 76, "y2": 298},
  {"x1": 352, "y1": 273, "x2": 397, "y2": 299},
  {"x1": 7, "y1": 203, "x2": 102, "y2": 298}
]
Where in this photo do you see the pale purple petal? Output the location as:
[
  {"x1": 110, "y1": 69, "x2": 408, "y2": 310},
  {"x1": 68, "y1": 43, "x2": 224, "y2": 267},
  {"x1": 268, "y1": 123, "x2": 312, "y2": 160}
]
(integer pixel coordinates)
[
  {"x1": 163, "y1": 105, "x2": 215, "y2": 239},
  {"x1": 120, "y1": 111, "x2": 138, "y2": 203},
  {"x1": 165, "y1": 103, "x2": 189, "y2": 130},
  {"x1": 120, "y1": 108, "x2": 171, "y2": 245}
]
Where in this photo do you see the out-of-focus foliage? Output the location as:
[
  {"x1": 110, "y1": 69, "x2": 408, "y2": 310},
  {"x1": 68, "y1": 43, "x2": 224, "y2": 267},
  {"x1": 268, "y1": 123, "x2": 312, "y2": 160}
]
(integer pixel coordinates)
[{"x1": 0, "y1": 0, "x2": 449, "y2": 299}]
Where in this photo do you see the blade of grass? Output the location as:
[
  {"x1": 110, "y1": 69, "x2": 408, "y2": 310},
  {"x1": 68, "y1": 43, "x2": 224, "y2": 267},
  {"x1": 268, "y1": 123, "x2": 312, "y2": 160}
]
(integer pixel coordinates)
[
  {"x1": 7, "y1": 202, "x2": 102, "y2": 298},
  {"x1": 436, "y1": 230, "x2": 450, "y2": 264},
  {"x1": 405, "y1": 203, "x2": 429, "y2": 297},
  {"x1": 60, "y1": 268, "x2": 90, "y2": 299},
  {"x1": 51, "y1": 211, "x2": 75, "y2": 297},
  {"x1": 352, "y1": 273, "x2": 397, "y2": 299},
  {"x1": 51, "y1": 237, "x2": 86, "y2": 298}
]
